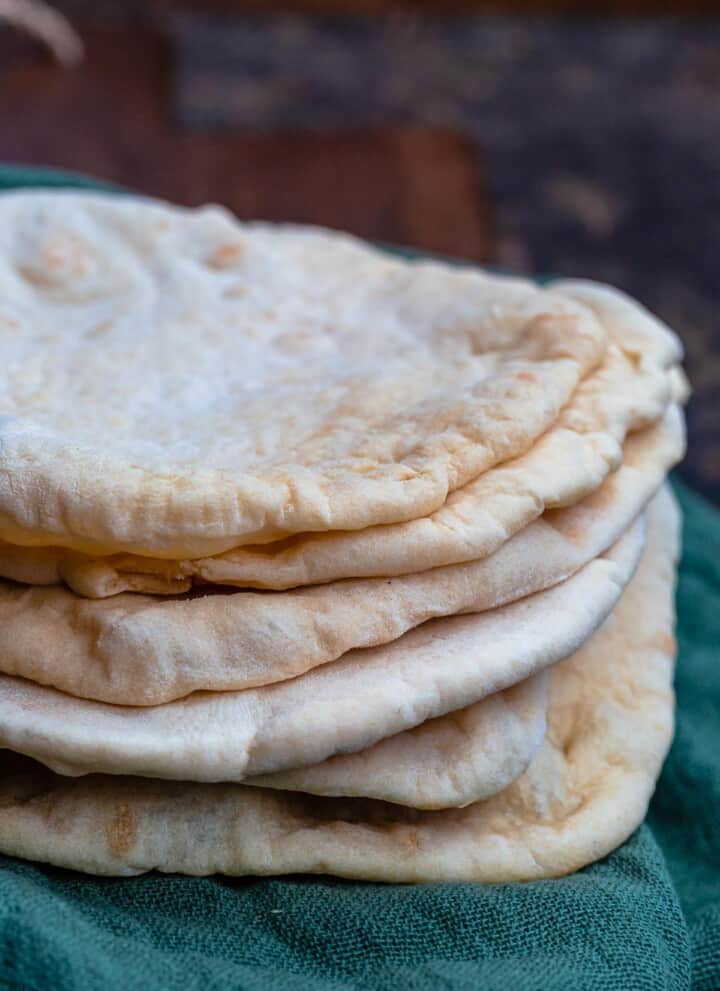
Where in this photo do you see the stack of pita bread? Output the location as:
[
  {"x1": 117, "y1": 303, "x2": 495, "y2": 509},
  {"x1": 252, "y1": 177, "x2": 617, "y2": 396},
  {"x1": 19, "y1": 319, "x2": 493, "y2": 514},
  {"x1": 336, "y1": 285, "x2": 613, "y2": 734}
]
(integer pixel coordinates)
[{"x1": 0, "y1": 191, "x2": 686, "y2": 882}]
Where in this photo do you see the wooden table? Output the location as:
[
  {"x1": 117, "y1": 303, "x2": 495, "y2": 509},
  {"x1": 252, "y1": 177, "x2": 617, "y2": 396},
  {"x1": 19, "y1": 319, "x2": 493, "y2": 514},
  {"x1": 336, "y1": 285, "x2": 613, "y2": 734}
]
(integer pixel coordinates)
[{"x1": 0, "y1": 24, "x2": 493, "y2": 262}]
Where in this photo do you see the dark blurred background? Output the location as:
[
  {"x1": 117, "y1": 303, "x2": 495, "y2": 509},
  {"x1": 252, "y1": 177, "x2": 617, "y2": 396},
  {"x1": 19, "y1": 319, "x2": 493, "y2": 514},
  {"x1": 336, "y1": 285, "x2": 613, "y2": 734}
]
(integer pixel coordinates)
[{"x1": 1, "y1": 0, "x2": 717, "y2": 500}]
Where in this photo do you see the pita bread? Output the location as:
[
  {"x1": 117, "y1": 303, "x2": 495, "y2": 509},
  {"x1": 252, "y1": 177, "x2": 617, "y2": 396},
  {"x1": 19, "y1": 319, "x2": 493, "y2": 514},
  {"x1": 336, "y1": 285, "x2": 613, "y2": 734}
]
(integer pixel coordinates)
[
  {"x1": 552, "y1": 279, "x2": 683, "y2": 367},
  {"x1": 0, "y1": 349, "x2": 682, "y2": 599},
  {"x1": 668, "y1": 365, "x2": 691, "y2": 405},
  {"x1": 0, "y1": 679, "x2": 549, "y2": 816},
  {"x1": 0, "y1": 516, "x2": 642, "y2": 782},
  {"x1": 0, "y1": 406, "x2": 680, "y2": 705},
  {"x1": 252, "y1": 672, "x2": 547, "y2": 808},
  {"x1": 0, "y1": 670, "x2": 545, "y2": 814},
  {"x1": 0, "y1": 486, "x2": 678, "y2": 879},
  {"x1": 0, "y1": 192, "x2": 613, "y2": 559}
]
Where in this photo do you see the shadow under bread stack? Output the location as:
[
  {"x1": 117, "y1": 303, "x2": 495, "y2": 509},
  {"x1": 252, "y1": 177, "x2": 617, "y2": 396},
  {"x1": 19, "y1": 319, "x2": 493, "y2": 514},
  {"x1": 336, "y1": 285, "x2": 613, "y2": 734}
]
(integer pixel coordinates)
[{"x1": 0, "y1": 192, "x2": 687, "y2": 881}]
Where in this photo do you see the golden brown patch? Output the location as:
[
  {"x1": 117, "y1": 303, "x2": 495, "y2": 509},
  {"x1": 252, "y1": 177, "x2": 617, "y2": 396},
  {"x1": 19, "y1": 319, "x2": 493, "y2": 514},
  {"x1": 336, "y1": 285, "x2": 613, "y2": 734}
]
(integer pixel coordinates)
[
  {"x1": 516, "y1": 371, "x2": 537, "y2": 384},
  {"x1": 106, "y1": 802, "x2": 137, "y2": 856},
  {"x1": 400, "y1": 827, "x2": 422, "y2": 851},
  {"x1": 43, "y1": 234, "x2": 93, "y2": 278},
  {"x1": 207, "y1": 243, "x2": 245, "y2": 269},
  {"x1": 649, "y1": 632, "x2": 677, "y2": 657}
]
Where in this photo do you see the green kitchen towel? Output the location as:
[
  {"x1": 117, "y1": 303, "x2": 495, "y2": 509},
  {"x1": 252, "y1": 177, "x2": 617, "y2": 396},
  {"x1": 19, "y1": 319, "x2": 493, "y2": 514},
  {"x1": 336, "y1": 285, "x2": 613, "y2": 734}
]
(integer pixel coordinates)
[
  {"x1": 0, "y1": 168, "x2": 717, "y2": 991},
  {"x1": 0, "y1": 164, "x2": 121, "y2": 193},
  {"x1": 0, "y1": 480, "x2": 715, "y2": 991}
]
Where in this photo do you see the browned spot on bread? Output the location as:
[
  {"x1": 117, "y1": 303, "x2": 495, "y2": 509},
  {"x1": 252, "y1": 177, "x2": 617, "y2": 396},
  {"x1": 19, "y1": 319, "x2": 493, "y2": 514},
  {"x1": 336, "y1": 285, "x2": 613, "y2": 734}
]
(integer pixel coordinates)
[
  {"x1": 0, "y1": 314, "x2": 20, "y2": 331},
  {"x1": 650, "y1": 632, "x2": 677, "y2": 657},
  {"x1": 106, "y1": 802, "x2": 137, "y2": 855},
  {"x1": 223, "y1": 284, "x2": 247, "y2": 298},
  {"x1": 516, "y1": 371, "x2": 537, "y2": 383},
  {"x1": 87, "y1": 320, "x2": 112, "y2": 339},
  {"x1": 400, "y1": 827, "x2": 422, "y2": 851},
  {"x1": 207, "y1": 243, "x2": 245, "y2": 269}
]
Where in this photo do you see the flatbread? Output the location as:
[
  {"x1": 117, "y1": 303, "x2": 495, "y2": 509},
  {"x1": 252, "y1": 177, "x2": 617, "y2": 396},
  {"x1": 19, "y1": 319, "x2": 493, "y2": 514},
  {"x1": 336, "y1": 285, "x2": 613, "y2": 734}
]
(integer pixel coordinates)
[
  {"x1": 252, "y1": 673, "x2": 547, "y2": 808},
  {"x1": 0, "y1": 334, "x2": 683, "y2": 599},
  {"x1": 0, "y1": 486, "x2": 678, "y2": 880},
  {"x1": 0, "y1": 406, "x2": 680, "y2": 705},
  {"x1": 0, "y1": 191, "x2": 613, "y2": 557},
  {"x1": 0, "y1": 668, "x2": 544, "y2": 813},
  {"x1": 0, "y1": 517, "x2": 642, "y2": 782}
]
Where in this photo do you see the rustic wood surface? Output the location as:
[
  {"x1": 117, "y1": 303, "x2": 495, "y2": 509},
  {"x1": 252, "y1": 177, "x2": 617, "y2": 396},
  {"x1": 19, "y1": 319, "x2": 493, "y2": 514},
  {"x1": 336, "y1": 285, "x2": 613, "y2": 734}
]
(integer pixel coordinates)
[
  {"x1": 0, "y1": 25, "x2": 492, "y2": 260},
  {"x1": 35, "y1": 1, "x2": 720, "y2": 19}
]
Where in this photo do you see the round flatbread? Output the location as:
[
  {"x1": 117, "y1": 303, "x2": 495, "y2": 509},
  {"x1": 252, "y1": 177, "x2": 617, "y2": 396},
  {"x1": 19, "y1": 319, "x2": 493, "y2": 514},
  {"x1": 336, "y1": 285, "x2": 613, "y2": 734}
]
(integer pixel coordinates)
[
  {"x1": 0, "y1": 191, "x2": 611, "y2": 557},
  {"x1": 0, "y1": 291, "x2": 683, "y2": 598}
]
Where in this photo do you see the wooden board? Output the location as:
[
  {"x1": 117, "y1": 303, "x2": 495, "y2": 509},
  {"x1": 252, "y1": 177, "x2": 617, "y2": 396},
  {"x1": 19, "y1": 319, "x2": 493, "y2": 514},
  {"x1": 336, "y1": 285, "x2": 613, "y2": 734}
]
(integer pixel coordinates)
[{"x1": 0, "y1": 25, "x2": 492, "y2": 260}]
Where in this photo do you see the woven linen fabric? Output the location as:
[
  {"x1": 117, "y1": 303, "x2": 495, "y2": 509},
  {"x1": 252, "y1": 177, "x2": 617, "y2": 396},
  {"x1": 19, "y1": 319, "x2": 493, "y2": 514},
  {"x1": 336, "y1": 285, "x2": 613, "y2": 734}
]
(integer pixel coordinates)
[{"x1": 0, "y1": 169, "x2": 717, "y2": 991}]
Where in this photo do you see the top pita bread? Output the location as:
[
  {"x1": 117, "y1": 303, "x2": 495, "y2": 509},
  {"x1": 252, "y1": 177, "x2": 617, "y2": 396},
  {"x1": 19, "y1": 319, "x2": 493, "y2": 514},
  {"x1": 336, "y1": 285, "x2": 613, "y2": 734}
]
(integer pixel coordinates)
[
  {"x1": 0, "y1": 263, "x2": 682, "y2": 595},
  {"x1": 0, "y1": 344, "x2": 680, "y2": 599},
  {"x1": 0, "y1": 486, "x2": 679, "y2": 880},
  {"x1": 0, "y1": 191, "x2": 616, "y2": 558}
]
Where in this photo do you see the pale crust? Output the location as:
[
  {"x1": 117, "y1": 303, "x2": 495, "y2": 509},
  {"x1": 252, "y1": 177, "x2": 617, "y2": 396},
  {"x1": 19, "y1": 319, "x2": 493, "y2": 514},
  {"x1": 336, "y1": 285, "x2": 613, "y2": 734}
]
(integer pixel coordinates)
[
  {"x1": 0, "y1": 677, "x2": 548, "y2": 814},
  {"x1": 0, "y1": 314, "x2": 683, "y2": 598},
  {"x1": 0, "y1": 517, "x2": 643, "y2": 782},
  {"x1": 0, "y1": 406, "x2": 681, "y2": 705},
  {"x1": 252, "y1": 673, "x2": 548, "y2": 809},
  {"x1": 0, "y1": 487, "x2": 678, "y2": 880},
  {"x1": 0, "y1": 192, "x2": 618, "y2": 557}
]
